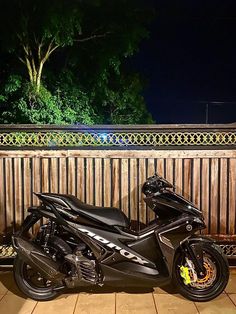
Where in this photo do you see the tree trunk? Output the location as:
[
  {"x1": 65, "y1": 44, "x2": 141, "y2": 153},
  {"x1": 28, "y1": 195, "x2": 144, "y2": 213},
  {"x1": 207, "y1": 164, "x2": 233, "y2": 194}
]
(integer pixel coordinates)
[
  {"x1": 19, "y1": 41, "x2": 59, "y2": 93},
  {"x1": 26, "y1": 59, "x2": 33, "y2": 83},
  {"x1": 36, "y1": 61, "x2": 44, "y2": 93},
  {"x1": 25, "y1": 58, "x2": 44, "y2": 93}
]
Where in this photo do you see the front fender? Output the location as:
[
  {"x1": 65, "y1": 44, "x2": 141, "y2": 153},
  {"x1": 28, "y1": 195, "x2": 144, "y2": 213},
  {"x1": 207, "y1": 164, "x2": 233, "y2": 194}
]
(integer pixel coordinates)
[
  {"x1": 180, "y1": 235, "x2": 216, "y2": 276},
  {"x1": 182, "y1": 235, "x2": 215, "y2": 245}
]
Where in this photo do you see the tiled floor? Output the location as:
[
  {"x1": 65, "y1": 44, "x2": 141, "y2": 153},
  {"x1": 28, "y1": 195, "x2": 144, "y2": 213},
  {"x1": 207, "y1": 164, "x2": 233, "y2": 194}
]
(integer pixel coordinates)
[{"x1": 0, "y1": 269, "x2": 236, "y2": 314}]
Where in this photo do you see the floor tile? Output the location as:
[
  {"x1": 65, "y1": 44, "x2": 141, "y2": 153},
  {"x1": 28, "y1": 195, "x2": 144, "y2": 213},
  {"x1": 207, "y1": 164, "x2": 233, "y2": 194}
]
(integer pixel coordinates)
[
  {"x1": 153, "y1": 284, "x2": 177, "y2": 295},
  {"x1": 225, "y1": 274, "x2": 236, "y2": 294},
  {"x1": 0, "y1": 294, "x2": 5, "y2": 301},
  {"x1": 74, "y1": 293, "x2": 115, "y2": 314},
  {"x1": 0, "y1": 282, "x2": 8, "y2": 295},
  {"x1": 153, "y1": 287, "x2": 168, "y2": 294},
  {"x1": 153, "y1": 294, "x2": 198, "y2": 314},
  {"x1": 7, "y1": 281, "x2": 24, "y2": 296},
  {"x1": 1, "y1": 269, "x2": 236, "y2": 314},
  {"x1": 195, "y1": 294, "x2": 236, "y2": 314},
  {"x1": 0, "y1": 293, "x2": 37, "y2": 314},
  {"x1": 33, "y1": 294, "x2": 77, "y2": 314},
  {"x1": 116, "y1": 293, "x2": 157, "y2": 314},
  {"x1": 0, "y1": 271, "x2": 14, "y2": 294},
  {"x1": 228, "y1": 294, "x2": 236, "y2": 306}
]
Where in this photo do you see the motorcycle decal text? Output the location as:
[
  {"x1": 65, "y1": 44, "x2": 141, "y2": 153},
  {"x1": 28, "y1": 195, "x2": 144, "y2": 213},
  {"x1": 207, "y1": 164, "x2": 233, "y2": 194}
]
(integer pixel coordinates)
[{"x1": 78, "y1": 228, "x2": 149, "y2": 265}]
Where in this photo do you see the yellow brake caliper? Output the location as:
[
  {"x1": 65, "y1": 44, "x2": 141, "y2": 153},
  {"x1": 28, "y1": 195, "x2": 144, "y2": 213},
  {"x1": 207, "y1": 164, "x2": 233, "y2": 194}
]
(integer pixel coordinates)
[{"x1": 180, "y1": 265, "x2": 191, "y2": 285}]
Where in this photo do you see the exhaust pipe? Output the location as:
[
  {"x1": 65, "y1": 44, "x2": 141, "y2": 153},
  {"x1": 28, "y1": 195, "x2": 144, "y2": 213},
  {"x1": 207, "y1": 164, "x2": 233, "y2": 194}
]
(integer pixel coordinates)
[{"x1": 12, "y1": 236, "x2": 66, "y2": 282}]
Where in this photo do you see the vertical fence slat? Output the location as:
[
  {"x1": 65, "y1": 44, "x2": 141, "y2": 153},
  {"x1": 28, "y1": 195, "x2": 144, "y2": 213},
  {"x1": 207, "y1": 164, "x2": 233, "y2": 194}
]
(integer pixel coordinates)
[
  {"x1": 59, "y1": 158, "x2": 67, "y2": 194},
  {"x1": 13, "y1": 158, "x2": 22, "y2": 228},
  {"x1": 41, "y1": 158, "x2": 49, "y2": 193},
  {"x1": 86, "y1": 158, "x2": 94, "y2": 205},
  {"x1": 193, "y1": 158, "x2": 200, "y2": 209},
  {"x1": 0, "y1": 151, "x2": 235, "y2": 239},
  {"x1": 130, "y1": 158, "x2": 138, "y2": 222},
  {"x1": 229, "y1": 158, "x2": 236, "y2": 235},
  {"x1": 210, "y1": 158, "x2": 219, "y2": 234},
  {"x1": 147, "y1": 158, "x2": 155, "y2": 222},
  {"x1": 23, "y1": 158, "x2": 31, "y2": 221},
  {"x1": 76, "y1": 158, "x2": 85, "y2": 202},
  {"x1": 5, "y1": 158, "x2": 14, "y2": 232},
  {"x1": 201, "y1": 158, "x2": 210, "y2": 234},
  {"x1": 165, "y1": 159, "x2": 174, "y2": 185},
  {"x1": 68, "y1": 157, "x2": 76, "y2": 195},
  {"x1": 112, "y1": 159, "x2": 120, "y2": 209},
  {"x1": 175, "y1": 159, "x2": 183, "y2": 195},
  {"x1": 95, "y1": 158, "x2": 102, "y2": 206},
  {"x1": 50, "y1": 158, "x2": 59, "y2": 194},
  {"x1": 156, "y1": 158, "x2": 164, "y2": 177},
  {"x1": 31, "y1": 157, "x2": 41, "y2": 232},
  {"x1": 183, "y1": 159, "x2": 191, "y2": 201},
  {"x1": 103, "y1": 158, "x2": 111, "y2": 208},
  {"x1": 121, "y1": 158, "x2": 129, "y2": 218},
  {"x1": 139, "y1": 158, "x2": 147, "y2": 225},
  {"x1": 220, "y1": 158, "x2": 228, "y2": 235},
  {"x1": 0, "y1": 158, "x2": 5, "y2": 234},
  {"x1": 32, "y1": 157, "x2": 40, "y2": 206},
  {"x1": 40, "y1": 157, "x2": 49, "y2": 228}
]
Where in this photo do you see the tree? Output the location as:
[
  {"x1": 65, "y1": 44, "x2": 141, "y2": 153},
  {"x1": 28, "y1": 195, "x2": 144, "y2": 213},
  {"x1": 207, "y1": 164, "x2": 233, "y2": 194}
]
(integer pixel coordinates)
[
  {"x1": 87, "y1": 67, "x2": 153, "y2": 124},
  {"x1": 0, "y1": 0, "x2": 150, "y2": 92},
  {"x1": 0, "y1": 73, "x2": 99, "y2": 124},
  {"x1": 0, "y1": 0, "x2": 155, "y2": 124},
  {"x1": 0, "y1": 0, "x2": 82, "y2": 92}
]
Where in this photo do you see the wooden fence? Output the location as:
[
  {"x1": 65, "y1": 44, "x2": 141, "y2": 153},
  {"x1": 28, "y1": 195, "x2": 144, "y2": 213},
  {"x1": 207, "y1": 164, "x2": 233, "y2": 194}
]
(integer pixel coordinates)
[{"x1": 0, "y1": 124, "x2": 236, "y2": 243}]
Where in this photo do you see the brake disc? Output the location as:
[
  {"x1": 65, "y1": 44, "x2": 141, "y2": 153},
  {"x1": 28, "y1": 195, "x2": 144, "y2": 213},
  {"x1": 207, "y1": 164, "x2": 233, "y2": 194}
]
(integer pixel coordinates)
[{"x1": 189, "y1": 256, "x2": 217, "y2": 289}]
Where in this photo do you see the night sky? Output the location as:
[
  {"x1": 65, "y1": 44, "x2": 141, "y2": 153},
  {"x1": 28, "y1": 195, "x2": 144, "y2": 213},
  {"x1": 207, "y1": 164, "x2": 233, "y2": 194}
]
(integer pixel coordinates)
[{"x1": 131, "y1": 0, "x2": 236, "y2": 124}]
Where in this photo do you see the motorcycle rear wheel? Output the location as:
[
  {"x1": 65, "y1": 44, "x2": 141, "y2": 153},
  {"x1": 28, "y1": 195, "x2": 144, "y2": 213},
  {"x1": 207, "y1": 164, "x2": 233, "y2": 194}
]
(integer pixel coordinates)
[
  {"x1": 14, "y1": 256, "x2": 60, "y2": 301},
  {"x1": 172, "y1": 243, "x2": 229, "y2": 302},
  {"x1": 13, "y1": 236, "x2": 71, "y2": 301}
]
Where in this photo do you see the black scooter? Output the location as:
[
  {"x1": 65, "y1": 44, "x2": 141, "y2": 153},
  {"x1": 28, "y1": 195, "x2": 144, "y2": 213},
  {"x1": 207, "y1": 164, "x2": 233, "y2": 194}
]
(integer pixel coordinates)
[{"x1": 12, "y1": 174, "x2": 229, "y2": 301}]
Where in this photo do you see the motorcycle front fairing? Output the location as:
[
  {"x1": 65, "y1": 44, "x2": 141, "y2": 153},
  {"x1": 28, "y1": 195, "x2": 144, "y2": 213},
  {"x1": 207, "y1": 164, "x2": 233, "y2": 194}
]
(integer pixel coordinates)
[
  {"x1": 143, "y1": 188, "x2": 207, "y2": 275},
  {"x1": 15, "y1": 207, "x2": 171, "y2": 287},
  {"x1": 145, "y1": 189, "x2": 204, "y2": 220},
  {"x1": 66, "y1": 209, "x2": 206, "y2": 286},
  {"x1": 69, "y1": 222, "x2": 171, "y2": 287}
]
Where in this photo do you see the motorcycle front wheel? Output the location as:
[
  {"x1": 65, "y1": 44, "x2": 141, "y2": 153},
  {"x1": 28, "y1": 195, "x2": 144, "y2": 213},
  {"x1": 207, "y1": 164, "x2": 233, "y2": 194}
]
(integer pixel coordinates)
[{"x1": 172, "y1": 243, "x2": 229, "y2": 302}]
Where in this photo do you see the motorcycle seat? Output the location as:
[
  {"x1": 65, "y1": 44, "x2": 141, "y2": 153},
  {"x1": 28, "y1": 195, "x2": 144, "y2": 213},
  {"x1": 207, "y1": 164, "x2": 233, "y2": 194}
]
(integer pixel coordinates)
[{"x1": 37, "y1": 193, "x2": 130, "y2": 228}]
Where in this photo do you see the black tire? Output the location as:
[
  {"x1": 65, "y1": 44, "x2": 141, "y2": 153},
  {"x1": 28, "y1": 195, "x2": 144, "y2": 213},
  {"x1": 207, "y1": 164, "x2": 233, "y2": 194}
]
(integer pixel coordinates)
[
  {"x1": 14, "y1": 256, "x2": 59, "y2": 301},
  {"x1": 13, "y1": 236, "x2": 72, "y2": 301},
  {"x1": 172, "y1": 243, "x2": 229, "y2": 302}
]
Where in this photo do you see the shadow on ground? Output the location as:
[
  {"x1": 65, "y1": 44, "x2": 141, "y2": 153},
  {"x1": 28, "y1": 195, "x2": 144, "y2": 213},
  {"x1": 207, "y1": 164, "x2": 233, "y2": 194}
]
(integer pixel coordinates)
[{"x1": 0, "y1": 268, "x2": 178, "y2": 299}]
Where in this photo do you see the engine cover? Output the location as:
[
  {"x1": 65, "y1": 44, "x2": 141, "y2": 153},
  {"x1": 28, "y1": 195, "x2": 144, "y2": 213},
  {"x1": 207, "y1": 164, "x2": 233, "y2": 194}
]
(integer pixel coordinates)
[{"x1": 64, "y1": 253, "x2": 98, "y2": 288}]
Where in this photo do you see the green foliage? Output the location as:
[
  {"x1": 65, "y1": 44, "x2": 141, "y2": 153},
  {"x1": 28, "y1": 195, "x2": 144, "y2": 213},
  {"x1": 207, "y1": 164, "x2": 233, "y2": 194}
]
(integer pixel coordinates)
[
  {"x1": 0, "y1": 74, "x2": 98, "y2": 124},
  {"x1": 0, "y1": 67, "x2": 154, "y2": 124},
  {"x1": 0, "y1": 0, "x2": 155, "y2": 124},
  {"x1": 0, "y1": 0, "x2": 82, "y2": 50},
  {"x1": 89, "y1": 70, "x2": 153, "y2": 124},
  {"x1": 4, "y1": 75, "x2": 22, "y2": 94}
]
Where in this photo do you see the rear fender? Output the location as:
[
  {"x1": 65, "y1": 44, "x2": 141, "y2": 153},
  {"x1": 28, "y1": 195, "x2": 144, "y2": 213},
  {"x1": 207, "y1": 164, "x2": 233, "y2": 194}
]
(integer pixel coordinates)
[
  {"x1": 15, "y1": 211, "x2": 41, "y2": 237},
  {"x1": 18, "y1": 208, "x2": 103, "y2": 261}
]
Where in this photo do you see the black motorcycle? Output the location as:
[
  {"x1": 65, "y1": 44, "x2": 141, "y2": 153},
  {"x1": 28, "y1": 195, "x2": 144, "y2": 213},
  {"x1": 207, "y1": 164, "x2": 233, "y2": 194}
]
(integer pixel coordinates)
[{"x1": 12, "y1": 174, "x2": 229, "y2": 301}]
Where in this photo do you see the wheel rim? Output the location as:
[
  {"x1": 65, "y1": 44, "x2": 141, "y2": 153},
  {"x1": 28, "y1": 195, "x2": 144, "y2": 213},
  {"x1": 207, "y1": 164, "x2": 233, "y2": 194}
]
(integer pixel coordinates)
[
  {"x1": 22, "y1": 263, "x2": 53, "y2": 291},
  {"x1": 177, "y1": 250, "x2": 219, "y2": 292},
  {"x1": 188, "y1": 255, "x2": 217, "y2": 289}
]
